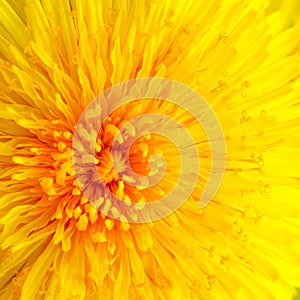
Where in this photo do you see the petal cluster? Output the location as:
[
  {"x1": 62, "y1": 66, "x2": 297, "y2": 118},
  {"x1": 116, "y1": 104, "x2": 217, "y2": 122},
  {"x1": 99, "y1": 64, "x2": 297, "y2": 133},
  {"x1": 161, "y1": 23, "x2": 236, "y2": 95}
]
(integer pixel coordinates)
[{"x1": 0, "y1": 0, "x2": 300, "y2": 299}]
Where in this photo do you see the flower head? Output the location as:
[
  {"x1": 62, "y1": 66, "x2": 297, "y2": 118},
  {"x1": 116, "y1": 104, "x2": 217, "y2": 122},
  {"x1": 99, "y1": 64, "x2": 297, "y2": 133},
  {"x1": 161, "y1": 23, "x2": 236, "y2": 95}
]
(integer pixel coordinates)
[{"x1": 0, "y1": 0, "x2": 300, "y2": 299}]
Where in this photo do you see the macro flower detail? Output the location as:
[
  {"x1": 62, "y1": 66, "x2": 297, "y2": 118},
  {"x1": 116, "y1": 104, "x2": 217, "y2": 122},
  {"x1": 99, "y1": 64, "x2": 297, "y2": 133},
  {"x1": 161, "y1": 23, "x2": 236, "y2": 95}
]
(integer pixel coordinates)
[
  {"x1": 0, "y1": 0, "x2": 300, "y2": 300},
  {"x1": 72, "y1": 77, "x2": 227, "y2": 223}
]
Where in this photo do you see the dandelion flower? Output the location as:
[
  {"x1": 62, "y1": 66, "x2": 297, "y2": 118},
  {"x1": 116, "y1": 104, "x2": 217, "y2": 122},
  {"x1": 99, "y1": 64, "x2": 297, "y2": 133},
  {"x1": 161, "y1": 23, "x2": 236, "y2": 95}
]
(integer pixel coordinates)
[{"x1": 0, "y1": 0, "x2": 300, "y2": 299}]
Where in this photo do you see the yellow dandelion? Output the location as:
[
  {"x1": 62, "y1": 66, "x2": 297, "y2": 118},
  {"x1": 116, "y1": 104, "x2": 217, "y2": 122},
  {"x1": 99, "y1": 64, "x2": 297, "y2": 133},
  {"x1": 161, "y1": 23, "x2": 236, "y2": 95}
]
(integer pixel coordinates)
[{"x1": 0, "y1": 0, "x2": 300, "y2": 299}]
